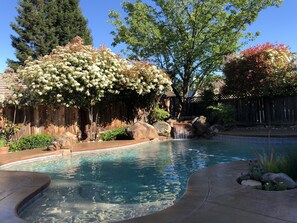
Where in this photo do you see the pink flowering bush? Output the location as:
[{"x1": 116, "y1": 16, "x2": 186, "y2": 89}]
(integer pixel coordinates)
[{"x1": 223, "y1": 43, "x2": 297, "y2": 96}]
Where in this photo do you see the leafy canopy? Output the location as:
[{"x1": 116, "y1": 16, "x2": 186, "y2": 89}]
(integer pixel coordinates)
[
  {"x1": 109, "y1": 0, "x2": 283, "y2": 102},
  {"x1": 223, "y1": 42, "x2": 297, "y2": 96}
]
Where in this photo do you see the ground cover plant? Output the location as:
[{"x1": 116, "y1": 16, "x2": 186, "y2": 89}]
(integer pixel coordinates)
[{"x1": 9, "y1": 134, "x2": 54, "y2": 152}]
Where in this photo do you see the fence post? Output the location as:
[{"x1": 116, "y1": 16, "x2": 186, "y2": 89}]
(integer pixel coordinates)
[{"x1": 265, "y1": 97, "x2": 272, "y2": 126}]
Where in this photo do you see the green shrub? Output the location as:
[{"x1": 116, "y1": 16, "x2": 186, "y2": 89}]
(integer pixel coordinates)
[
  {"x1": 207, "y1": 103, "x2": 235, "y2": 127},
  {"x1": 100, "y1": 127, "x2": 131, "y2": 141},
  {"x1": 257, "y1": 149, "x2": 289, "y2": 174},
  {"x1": 0, "y1": 136, "x2": 7, "y2": 147},
  {"x1": 256, "y1": 149, "x2": 297, "y2": 180},
  {"x1": 9, "y1": 134, "x2": 54, "y2": 152},
  {"x1": 149, "y1": 107, "x2": 170, "y2": 123}
]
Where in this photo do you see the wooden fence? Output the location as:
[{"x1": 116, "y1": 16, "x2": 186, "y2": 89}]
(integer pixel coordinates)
[
  {"x1": 223, "y1": 95, "x2": 297, "y2": 126},
  {"x1": 0, "y1": 101, "x2": 136, "y2": 139},
  {"x1": 163, "y1": 94, "x2": 297, "y2": 126}
]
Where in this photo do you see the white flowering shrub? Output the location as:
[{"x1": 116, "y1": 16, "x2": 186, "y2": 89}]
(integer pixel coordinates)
[
  {"x1": 0, "y1": 71, "x2": 25, "y2": 106},
  {"x1": 15, "y1": 36, "x2": 171, "y2": 108},
  {"x1": 115, "y1": 61, "x2": 172, "y2": 95},
  {"x1": 17, "y1": 37, "x2": 123, "y2": 107}
]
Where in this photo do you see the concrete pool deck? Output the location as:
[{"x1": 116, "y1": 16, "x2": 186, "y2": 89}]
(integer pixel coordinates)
[{"x1": 1, "y1": 139, "x2": 297, "y2": 223}]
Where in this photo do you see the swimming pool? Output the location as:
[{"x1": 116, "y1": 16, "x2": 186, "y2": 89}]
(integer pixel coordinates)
[{"x1": 2, "y1": 138, "x2": 296, "y2": 222}]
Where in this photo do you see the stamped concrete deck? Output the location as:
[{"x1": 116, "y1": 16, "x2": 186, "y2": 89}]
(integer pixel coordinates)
[{"x1": 1, "y1": 139, "x2": 297, "y2": 223}]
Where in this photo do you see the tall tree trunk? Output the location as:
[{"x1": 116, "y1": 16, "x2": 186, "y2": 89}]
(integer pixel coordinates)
[
  {"x1": 88, "y1": 105, "x2": 94, "y2": 141},
  {"x1": 180, "y1": 73, "x2": 190, "y2": 118}
]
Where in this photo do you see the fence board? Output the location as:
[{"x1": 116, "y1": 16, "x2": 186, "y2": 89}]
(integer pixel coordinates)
[{"x1": 162, "y1": 94, "x2": 297, "y2": 126}]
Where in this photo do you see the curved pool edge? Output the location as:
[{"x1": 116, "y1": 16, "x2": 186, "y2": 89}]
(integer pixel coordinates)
[
  {"x1": 118, "y1": 161, "x2": 297, "y2": 223},
  {"x1": 0, "y1": 171, "x2": 51, "y2": 223}
]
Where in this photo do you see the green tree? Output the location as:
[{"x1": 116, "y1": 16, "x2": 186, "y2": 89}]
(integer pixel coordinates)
[
  {"x1": 109, "y1": 0, "x2": 282, "y2": 114},
  {"x1": 8, "y1": 0, "x2": 92, "y2": 70},
  {"x1": 50, "y1": 0, "x2": 93, "y2": 46}
]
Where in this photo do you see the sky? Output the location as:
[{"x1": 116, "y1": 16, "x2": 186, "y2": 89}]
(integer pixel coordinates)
[{"x1": 0, "y1": 0, "x2": 297, "y2": 73}]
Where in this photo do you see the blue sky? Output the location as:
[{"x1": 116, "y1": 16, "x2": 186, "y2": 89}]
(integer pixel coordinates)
[{"x1": 0, "y1": 0, "x2": 296, "y2": 73}]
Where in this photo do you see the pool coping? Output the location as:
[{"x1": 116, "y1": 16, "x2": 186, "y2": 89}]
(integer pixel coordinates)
[
  {"x1": 1, "y1": 140, "x2": 297, "y2": 223},
  {"x1": 0, "y1": 171, "x2": 51, "y2": 223}
]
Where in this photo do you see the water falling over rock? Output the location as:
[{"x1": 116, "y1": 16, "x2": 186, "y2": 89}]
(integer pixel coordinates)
[{"x1": 173, "y1": 123, "x2": 193, "y2": 139}]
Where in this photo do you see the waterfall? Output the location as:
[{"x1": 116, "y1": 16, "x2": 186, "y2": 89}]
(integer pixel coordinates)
[{"x1": 173, "y1": 123, "x2": 193, "y2": 139}]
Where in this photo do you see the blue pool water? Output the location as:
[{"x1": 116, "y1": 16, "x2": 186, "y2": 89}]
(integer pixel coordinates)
[{"x1": 2, "y1": 138, "x2": 296, "y2": 222}]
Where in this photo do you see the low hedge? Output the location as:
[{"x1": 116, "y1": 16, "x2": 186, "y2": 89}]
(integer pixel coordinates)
[{"x1": 9, "y1": 134, "x2": 54, "y2": 152}]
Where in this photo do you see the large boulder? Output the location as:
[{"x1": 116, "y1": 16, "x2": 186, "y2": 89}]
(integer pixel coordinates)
[
  {"x1": 192, "y1": 116, "x2": 210, "y2": 137},
  {"x1": 48, "y1": 132, "x2": 77, "y2": 150},
  {"x1": 126, "y1": 121, "x2": 159, "y2": 140},
  {"x1": 153, "y1": 121, "x2": 172, "y2": 137},
  {"x1": 209, "y1": 124, "x2": 225, "y2": 134},
  {"x1": 260, "y1": 172, "x2": 297, "y2": 189},
  {"x1": 270, "y1": 173, "x2": 297, "y2": 189}
]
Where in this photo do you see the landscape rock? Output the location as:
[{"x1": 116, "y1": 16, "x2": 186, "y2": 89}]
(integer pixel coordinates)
[
  {"x1": 47, "y1": 142, "x2": 59, "y2": 151},
  {"x1": 241, "y1": 179, "x2": 262, "y2": 187},
  {"x1": 126, "y1": 121, "x2": 159, "y2": 140},
  {"x1": 192, "y1": 116, "x2": 210, "y2": 137},
  {"x1": 260, "y1": 172, "x2": 297, "y2": 189},
  {"x1": 260, "y1": 172, "x2": 273, "y2": 183},
  {"x1": 209, "y1": 124, "x2": 225, "y2": 134},
  {"x1": 48, "y1": 132, "x2": 77, "y2": 150},
  {"x1": 153, "y1": 121, "x2": 172, "y2": 137},
  {"x1": 270, "y1": 173, "x2": 297, "y2": 189}
]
